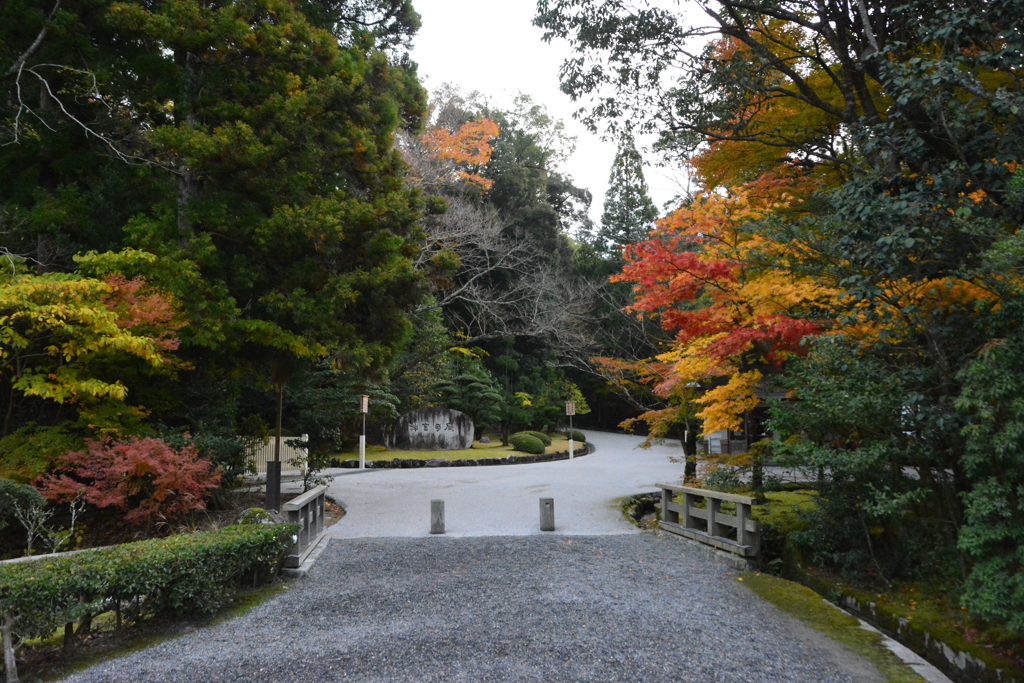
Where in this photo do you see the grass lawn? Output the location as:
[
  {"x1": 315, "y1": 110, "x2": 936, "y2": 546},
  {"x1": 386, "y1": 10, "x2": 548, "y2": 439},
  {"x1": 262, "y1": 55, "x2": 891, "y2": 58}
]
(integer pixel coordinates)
[{"x1": 332, "y1": 433, "x2": 579, "y2": 462}]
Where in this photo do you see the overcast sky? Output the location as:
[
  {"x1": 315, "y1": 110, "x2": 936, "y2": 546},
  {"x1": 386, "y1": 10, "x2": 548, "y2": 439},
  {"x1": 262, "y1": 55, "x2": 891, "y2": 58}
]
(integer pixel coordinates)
[{"x1": 408, "y1": 0, "x2": 687, "y2": 226}]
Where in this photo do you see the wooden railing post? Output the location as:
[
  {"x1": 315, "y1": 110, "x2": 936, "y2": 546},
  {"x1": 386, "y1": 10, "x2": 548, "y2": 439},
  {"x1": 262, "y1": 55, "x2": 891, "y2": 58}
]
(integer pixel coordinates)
[{"x1": 709, "y1": 497, "x2": 725, "y2": 537}]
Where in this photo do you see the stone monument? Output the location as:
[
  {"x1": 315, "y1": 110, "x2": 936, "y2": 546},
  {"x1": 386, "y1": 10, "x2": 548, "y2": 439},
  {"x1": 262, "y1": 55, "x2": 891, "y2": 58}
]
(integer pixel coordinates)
[{"x1": 385, "y1": 407, "x2": 474, "y2": 451}]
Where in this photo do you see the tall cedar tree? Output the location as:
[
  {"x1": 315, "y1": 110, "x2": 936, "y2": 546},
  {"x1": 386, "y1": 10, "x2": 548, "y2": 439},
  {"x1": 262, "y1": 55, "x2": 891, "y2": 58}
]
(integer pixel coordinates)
[
  {"x1": 1, "y1": 0, "x2": 428, "y2": 432},
  {"x1": 598, "y1": 134, "x2": 658, "y2": 257}
]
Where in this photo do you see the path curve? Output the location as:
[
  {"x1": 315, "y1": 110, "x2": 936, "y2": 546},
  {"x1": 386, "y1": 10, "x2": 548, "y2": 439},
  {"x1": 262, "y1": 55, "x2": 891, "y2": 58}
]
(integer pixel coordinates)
[{"x1": 322, "y1": 430, "x2": 686, "y2": 538}]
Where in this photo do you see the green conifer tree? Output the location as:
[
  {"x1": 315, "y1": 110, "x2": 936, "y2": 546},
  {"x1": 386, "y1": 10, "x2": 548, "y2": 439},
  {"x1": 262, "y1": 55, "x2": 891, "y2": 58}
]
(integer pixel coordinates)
[{"x1": 597, "y1": 135, "x2": 658, "y2": 258}]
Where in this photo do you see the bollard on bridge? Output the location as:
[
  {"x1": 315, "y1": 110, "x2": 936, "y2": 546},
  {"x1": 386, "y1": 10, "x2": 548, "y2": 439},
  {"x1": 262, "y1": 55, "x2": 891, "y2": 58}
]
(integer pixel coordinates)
[
  {"x1": 540, "y1": 497, "x2": 555, "y2": 531},
  {"x1": 430, "y1": 499, "x2": 445, "y2": 534}
]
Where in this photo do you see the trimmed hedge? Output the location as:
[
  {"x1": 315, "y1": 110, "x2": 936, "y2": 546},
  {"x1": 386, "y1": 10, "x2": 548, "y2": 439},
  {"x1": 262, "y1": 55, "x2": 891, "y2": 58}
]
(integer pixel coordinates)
[
  {"x1": 0, "y1": 524, "x2": 298, "y2": 650},
  {"x1": 508, "y1": 433, "x2": 545, "y2": 455},
  {"x1": 566, "y1": 430, "x2": 586, "y2": 443},
  {"x1": 517, "y1": 430, "x2": 552, "y2": 446}
]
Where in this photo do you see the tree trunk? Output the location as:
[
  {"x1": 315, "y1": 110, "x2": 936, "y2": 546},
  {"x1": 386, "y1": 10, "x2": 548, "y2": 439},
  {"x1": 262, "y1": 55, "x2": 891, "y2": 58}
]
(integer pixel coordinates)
[
  {"x1": 174, "y1": 49, "x2": 201, "y2": 249},
  {"x1": 684, "y1": 420, "x2": 698, "y2": 480},
  {"x1": 62, "y1": 621, "x2": 74, "y2": 660},
  {"x1": 2, "y1": 611, "x2": 19, "y2": 683},
  {"x1": 744, "y1": 410, "x2": 764, "y2": 493}
]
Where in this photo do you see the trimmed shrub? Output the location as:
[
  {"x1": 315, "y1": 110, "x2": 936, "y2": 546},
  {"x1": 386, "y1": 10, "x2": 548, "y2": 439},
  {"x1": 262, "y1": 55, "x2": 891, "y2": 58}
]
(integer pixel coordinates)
[
  {"x1": 509, "y1": 433, "x2": 545, "y2": 455},
  {"x1": 566, "y1": 430, "x2": 586, "y2": 443},
  {"x1": 0, "y1": 524, "x2": 298, "y2": 648},
  {"x1": 519, "y1": 430, "x2": 552, "y2": 446}
]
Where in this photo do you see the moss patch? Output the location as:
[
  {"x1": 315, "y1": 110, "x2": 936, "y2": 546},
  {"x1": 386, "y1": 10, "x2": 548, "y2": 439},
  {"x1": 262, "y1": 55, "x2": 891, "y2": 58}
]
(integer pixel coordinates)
[
  {"x1": 742, "y1": 572, "x2": 927, "y2": 683},
  {"x1": 808, "y1": 575, "x2": 1024, "y2": 677},
  {"x1": 753, "y1": 490, "x2": 818, "y2": 533}
]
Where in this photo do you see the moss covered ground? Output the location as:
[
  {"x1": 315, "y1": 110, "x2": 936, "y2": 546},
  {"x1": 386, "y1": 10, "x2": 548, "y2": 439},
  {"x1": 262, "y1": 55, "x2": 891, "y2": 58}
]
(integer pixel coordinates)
[
  {"x1": 741, "y1": 573, "x2": 927, "y2": 682},
  {"x1": 741, "y1": 488, "x2": 1024, "y2": 676}
]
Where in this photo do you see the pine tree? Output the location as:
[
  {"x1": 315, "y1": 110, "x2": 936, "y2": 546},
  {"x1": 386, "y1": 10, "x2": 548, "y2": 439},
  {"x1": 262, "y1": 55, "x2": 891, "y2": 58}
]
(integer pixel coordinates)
[{"x1": 598, "y1": 135, "x2": 658, "y2": 257}]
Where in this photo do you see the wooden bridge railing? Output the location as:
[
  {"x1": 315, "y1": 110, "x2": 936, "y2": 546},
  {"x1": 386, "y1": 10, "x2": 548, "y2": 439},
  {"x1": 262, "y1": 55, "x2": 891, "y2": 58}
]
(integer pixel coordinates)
[{"x1": 657, "y1": 484, "x2": 760, "y2": 558}]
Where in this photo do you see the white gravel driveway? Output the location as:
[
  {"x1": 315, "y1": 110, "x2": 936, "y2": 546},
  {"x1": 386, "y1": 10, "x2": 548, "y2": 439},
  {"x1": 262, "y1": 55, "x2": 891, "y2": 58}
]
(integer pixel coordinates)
[{"x1": 321, "y1": 430, "x2": 686, "y2": 538}]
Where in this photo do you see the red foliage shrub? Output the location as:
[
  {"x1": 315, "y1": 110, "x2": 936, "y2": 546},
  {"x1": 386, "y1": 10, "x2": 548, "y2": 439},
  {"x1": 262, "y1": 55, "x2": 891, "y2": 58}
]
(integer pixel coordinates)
[{"x1": 37, "y1": 438, "x2": 221, "y2": 528}]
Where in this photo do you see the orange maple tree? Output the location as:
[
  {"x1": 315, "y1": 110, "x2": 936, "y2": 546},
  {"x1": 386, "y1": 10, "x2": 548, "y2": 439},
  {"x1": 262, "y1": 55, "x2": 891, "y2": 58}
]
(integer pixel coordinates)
[
  {"x1": 421, "y1": 118, "x2": 500, "y2": 190},
  {"x1": 600, "y1": 170, "x2": 839, "y2": 437}
]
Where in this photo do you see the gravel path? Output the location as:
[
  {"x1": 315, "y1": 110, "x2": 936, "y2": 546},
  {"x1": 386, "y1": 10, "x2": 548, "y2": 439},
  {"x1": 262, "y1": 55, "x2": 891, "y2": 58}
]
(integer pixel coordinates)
[
  {"x1": 60, "y1": 534, "x2": 883, "y2": 683},
  {"x1": 320, "y1": 430, "x2": 687, "y2": 538}
]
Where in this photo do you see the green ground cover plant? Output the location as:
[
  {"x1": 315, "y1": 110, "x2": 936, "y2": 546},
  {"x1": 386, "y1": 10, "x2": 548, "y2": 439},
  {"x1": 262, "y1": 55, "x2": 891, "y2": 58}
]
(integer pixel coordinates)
[{"x1": 701, "y1": 483, "x2": 1024, "y2": 675}]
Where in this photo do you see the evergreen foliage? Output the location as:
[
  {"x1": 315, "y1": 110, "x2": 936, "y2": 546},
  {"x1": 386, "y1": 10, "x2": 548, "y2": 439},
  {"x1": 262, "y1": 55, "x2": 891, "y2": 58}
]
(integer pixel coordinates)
[
  {"x1": 597, "y1": 134, "x2": 658, "y2": 256},
  {"x1": 508, "y1": 432, "x2": 545, "y2": 455},
  {"x1": 0, "y1": 523, "x2": 297, "y2": 661},
  {"x1": 518, "y1": 430, "x2": 552, "y2": 446}
]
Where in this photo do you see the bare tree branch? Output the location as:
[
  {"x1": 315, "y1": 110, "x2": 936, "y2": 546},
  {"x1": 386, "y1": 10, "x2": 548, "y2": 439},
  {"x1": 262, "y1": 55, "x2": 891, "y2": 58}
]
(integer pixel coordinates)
[{"x1": 4, "y1": 0, "x2": 60, "y2": 78}]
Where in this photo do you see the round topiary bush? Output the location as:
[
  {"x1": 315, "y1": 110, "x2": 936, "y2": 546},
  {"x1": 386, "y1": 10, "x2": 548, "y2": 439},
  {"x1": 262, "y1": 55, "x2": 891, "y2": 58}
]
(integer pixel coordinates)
[
  {"x1": 519, "y1": 430, "x2": 552, "y2": 446},
  {"x1": 566, "y1": 430, "x2": 586, "y2": 442},
  {"x1": 509, "y1": 433, "x2": 545, "y2": 455}
]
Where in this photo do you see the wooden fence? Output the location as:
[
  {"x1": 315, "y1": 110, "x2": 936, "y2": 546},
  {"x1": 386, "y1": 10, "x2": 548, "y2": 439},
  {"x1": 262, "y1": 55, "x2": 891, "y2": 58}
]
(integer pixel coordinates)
[
  {"x1": 245, "y1": 435, "x2": 308, "y2": 477},
  {"x1": 657, "y1": 483, "x2": 760, "y2": 558}
]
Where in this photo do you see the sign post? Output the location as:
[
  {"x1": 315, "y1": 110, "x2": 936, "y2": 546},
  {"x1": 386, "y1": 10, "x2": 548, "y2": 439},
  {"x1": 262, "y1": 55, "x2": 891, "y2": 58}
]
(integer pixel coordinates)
[
  {"x1": 359, "y1": 395, "x2": 369, "y2": 470},
  {"x1": 566, "y1": 400, "x2": 576, "y2": 460}
]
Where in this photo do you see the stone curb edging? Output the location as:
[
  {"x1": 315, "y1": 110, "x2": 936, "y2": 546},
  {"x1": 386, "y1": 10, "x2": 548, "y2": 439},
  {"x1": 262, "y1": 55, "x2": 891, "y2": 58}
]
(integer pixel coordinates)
[
  {"x1": 782, "y1": 552, "x2": 1021, "y2": 683},
  {"x1": 333, "y1": 441, "x2": 594, "y2": 469},
  {"x1": 830, "y1": 602, "x2": 954, "y2": 683},
  {"x1": 656, "y1": 529, "x2": 953, "y2": 683},
  {"x1": 823, "y1": 584, "x2": 1021, "y2": 683}
]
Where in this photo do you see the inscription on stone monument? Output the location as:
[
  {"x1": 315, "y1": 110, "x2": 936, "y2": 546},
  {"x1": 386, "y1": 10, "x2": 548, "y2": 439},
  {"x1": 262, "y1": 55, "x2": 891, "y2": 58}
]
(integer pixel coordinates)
[{"x1": 385, "y1": 408, "x2": 474, "y2": 451}]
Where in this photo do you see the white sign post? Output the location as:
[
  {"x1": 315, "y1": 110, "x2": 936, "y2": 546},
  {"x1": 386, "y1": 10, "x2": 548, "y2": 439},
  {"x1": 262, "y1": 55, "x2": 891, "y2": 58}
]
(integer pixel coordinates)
[
  {"x1": 566, "y1": 401, "x2": 576, "y2": 460},
  {"x1": 359, "y1": 395, "x2": 369, "y2": 470}
]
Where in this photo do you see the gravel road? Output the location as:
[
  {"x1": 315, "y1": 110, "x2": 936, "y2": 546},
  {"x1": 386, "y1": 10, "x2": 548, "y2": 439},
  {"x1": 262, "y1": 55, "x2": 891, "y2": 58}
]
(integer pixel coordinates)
[{"x1": 59, "y1": 534, "x2": 883, "y2": 683}]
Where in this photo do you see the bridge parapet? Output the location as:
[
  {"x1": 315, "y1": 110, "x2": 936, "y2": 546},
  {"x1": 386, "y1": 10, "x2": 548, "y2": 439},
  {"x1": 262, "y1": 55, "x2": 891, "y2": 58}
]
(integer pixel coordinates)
[{"x1": 657, "y1": 484, "x2": 760, "y2": 558}]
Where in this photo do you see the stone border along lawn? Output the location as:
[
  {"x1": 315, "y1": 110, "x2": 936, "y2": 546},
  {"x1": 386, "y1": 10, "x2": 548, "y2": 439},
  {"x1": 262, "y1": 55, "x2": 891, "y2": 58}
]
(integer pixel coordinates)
[{"x1": 331, "y1": 433, "x2": 592, "y2": 468}]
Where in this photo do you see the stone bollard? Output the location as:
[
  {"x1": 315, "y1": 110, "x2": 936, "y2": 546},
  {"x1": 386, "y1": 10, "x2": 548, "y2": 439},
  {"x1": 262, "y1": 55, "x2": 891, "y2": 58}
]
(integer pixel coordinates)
[
  {"x1": 540, "y1": 497, "x2": 555, "y2": 531},
  {"x1": 430, "y1": 499, "x2": 445, "y2": 534}
]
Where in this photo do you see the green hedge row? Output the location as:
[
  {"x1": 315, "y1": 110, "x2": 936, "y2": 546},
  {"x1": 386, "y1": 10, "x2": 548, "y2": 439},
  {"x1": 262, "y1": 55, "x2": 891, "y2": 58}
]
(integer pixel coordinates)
[{"x1": 0, "y1": 524, "x2": 299, "y2": 649}]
